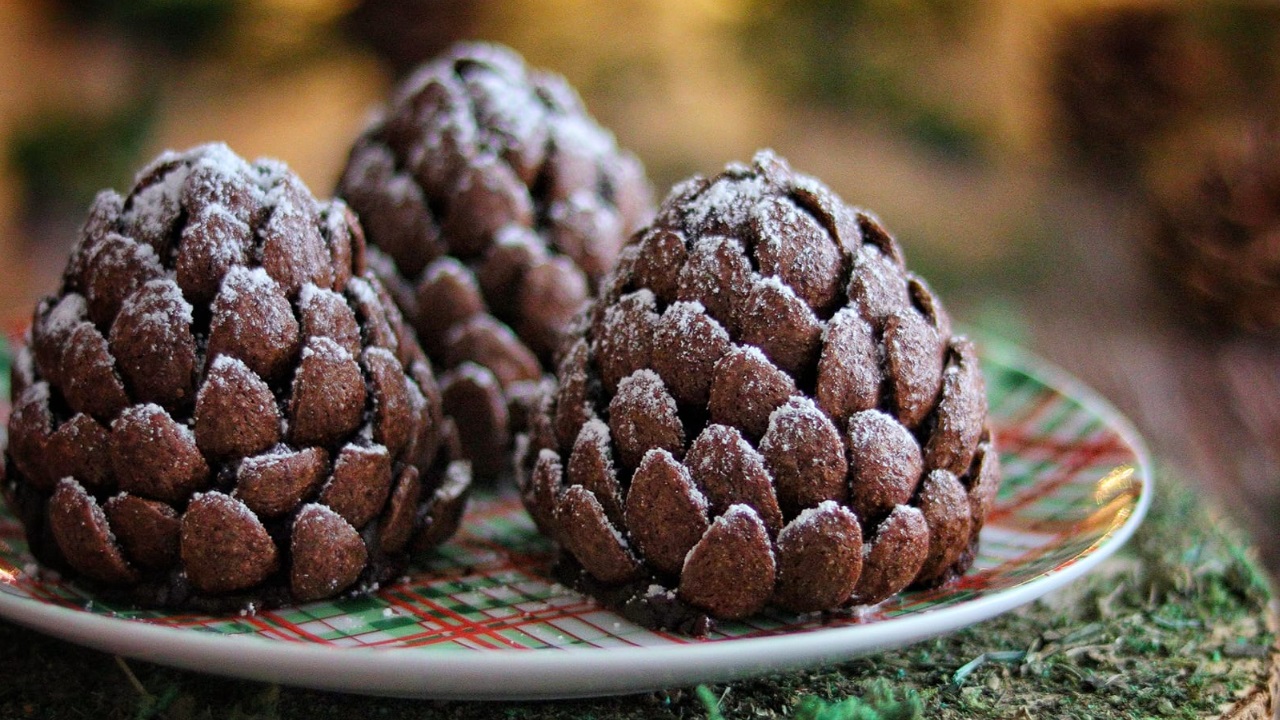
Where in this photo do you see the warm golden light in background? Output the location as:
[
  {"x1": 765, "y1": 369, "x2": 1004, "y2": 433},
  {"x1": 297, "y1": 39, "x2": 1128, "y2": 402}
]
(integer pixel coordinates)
[
  {"x1": 0, "y1": 0, "x2": 1010, "y2": 320},
  {"x1": 1, "y1": 0, "x2": 1278, "y2": 335}
]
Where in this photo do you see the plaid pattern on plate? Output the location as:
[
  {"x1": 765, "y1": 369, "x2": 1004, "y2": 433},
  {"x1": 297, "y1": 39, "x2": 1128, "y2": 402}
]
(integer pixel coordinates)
[{"x1": 0, "y1": 343, "x2": 1146, "y2": 650}]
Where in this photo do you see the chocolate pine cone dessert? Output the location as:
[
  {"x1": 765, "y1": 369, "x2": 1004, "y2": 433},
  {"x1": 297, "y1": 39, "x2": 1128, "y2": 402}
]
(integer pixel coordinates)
[
  {"x1": 4, "y1": 143, "x2": 471, "y2": 610},
  {"x1": 337, "y1": 42, "x2": 653, "y2": 478},
  {"x1": 519, "y1": 151, "x2": 1000, "y2": 631}
]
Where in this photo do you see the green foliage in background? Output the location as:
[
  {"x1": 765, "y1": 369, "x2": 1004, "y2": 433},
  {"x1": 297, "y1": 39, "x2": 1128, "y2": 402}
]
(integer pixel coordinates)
[
  {"x1": 7, "y1": 0, "x2": 244, "y2": 232},
  {"x1": 53, "y1": 0, "x2": 237, "y2": 56},
  {"x1": 7, "y1": 96, "x2": 157, "y2": 227},
  {"x1": 738, "y1": 0, "x2": 985, "y2": 161}
]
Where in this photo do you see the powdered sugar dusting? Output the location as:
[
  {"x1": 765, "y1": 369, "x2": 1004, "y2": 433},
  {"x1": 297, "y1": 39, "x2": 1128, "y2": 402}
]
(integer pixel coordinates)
[
  {"x1": 336, "y1": 443, "x2": 390, "y2": 467},
  {"x1": 195, "y1": 490, "x2": 262, "y2": 524},
  {"x1": 764, "y1": 395, "x2": 822, "y2": 440},
  {"x1": 644, "y1": 583, "x2": 676, "y2": 601},
  {"x1": 822, "y1": 306, "x2": 867, "y2": 343},
  {"x1": 619, "y1": 287, "x2": 657, "y2": 310},
  {"x1": 755, "y1": 196, "x2": 812, "y2": 250},
  {"x1": 849, "y1": 243, "x2": 910, "y2": 320},
  {"x1": 493, "y1": 224, "x2": 546, "y2": 255},
  {"x1": 614, "y1": 369, "x2": 677, "y2": 418},
  {"x1": 251, "y1": 157, "x2": 295, "y2": 193},
  {"x1": 87, "y1": 234, "x2": 164, "y2": 297},
  {"x1": 23, "y1": 380, "x2": 52, "y2": 406},
  {"x1": 217, "y1": 266, "x2": 278, "y2": 305},
  {"x1": 119, "y1": 403, "x2": 174, "y2": 436},
  {"x1": 756, "y1": 273, "x2": 805, "y2": 306},
  {"x1": 44, "y1": 293, "x2": 88, "y2": 336},
  {"x1": 781, "y1": 500, "x2": 855, "y2": 545},
  {"x1": 192, "y1": 142, "x2": 255, "y2": 180},
  {"x1": 467, "y1": 68, "x2": 545, "y2": 156},
  {"x1": 265, "y1": 173, "x2": 315, "y2": 219},
  {"x1": 683, "y1": 175, "x2": 768, "y2": 234},
  {"x1": 55, "y1": 475, "x2": 89, "y2": 499},
  {"x1": 210, "y1": 354, "x2": 251, "y2": 374},
  {"x1": 212, "y1": 267, "x2": 293, "y2": 344},
  {"x1": 188, "y1": 205, "x2": 251, "y2": 256},
  {"x1": 345, "y1": 275, "x2": 381, "y2": 308},
  {"x1": 714, "y1": 503, "x2": 764, "y2": 533},
  {"x1": 598, "y1": 289, "x2": 658, "y2": 344},
  {"x1": 687, "y1": 425, "x2": 761, "y2": 486},
  {"x1": 203, "y1": 356, "x2": 276, "y2": 426},
  {"x1": 882, "y1": 503, "x2": 925, "y2": 534},
  {"x1": 444, "y1": 360, "x2": 500, "y2": 394},
  {"x1": 666, "y1": 299, "x2": 706, "y2": 320},
  {"x1": 58, "y1": 478, "x2": 121, "y2": 544},
  {"x1": 922, "y1": 468, "x2": 967, "y2": 518},
  {"x1": 131, "y1": 278, "x2": 194, "y2": 325},
  {"x1": 441, "y1": 459, "x2": 472, "y2": 498},
  {"x1": 364, "y1": 345, "x2": 400, "y2": 369},
  {"x1": 660, "y1": 299, "x2": 732, "y2": 349},
  {"x1": 790, "y1": 173, "x2": 830, "y2": 201},
  {"x1": 414, "y1": 80, "x2": 479, "y2": 168},
  {"x1": 297, "y1": 282, "x2": 326, "y2": 309},
  {"x1": 301, "y1": 335, "x2": 354, "y2": 364},
  {"x1": 125, "y1": 162, "x2": 190, "y2": 242},
  {"x1": 847, "y1": 409, "x2": 911, "y2": 452},
  {"x1": 667, "y1": 176, "x2": 707, "y2": 204},
  {"x1": 602, "y1": 507, "x2": 631, "y2": 550},
  {"x1": 548, "y1": 190, "x2": 617, "y2": 235},
  {"x1": 734, "y1": 343, "x2": 772, "y2": 369},
  {"x1": 752, "y1": 194, "x2": 843, "y2": 310},
  {"x1": 577, "y1": 417, "x2": 613, "y2": 453},
  {"x1": 240, "y1": 444, "x2": 301, "y2": 468},
  {"x1": 641, "y1": 448, "x2": 709, "y2": 510},
  {"x1": 12, "y1": 347, "x2": 34, "y2": 389},
  {"x1": 422, "y1": 256, "x2": 471, "y2": 284},
  {"x1": 684, "y1": 236, "x2": 747, "y2": 295},
  {"x1": 294, "y1": 502, "x2": 350, "y2": 539},
  {"x1": 550, "y1": 114, "x2": 615, "y2": 162}
]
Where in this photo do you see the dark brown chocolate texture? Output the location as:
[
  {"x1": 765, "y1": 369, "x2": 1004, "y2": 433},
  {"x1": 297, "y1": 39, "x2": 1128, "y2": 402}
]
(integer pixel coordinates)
[
  {"x1": 519, "y1": 150, "x2": 1000, "y2": 631},
  {"x1": 337, "y1": 42, "x2": 654, "y2": 479},
  {"x1": 5, "y1": 143, "x2": 472, "y2": 610}
]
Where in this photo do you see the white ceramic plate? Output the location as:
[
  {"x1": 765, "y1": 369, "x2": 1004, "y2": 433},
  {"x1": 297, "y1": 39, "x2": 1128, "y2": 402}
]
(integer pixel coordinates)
[{"x1": 0, "y1": 343, "x2": 1151, "y2": 700}]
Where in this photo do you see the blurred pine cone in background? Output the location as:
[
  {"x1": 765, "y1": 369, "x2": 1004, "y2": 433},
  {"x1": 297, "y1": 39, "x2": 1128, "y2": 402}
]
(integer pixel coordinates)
[
  {"x1": 1148, "y1": 126, "x2": 1280, "y2": 333},
  {"x1": 519, "y1": 151, "x2": 999, "y2": 632},
  {"x1": 343, "y1": 0, "x2": 484, "y2": 78},
  {"x1": 1048, "y1": 6, "x2": 1209, "y2": 175},
  {"x1": 5, "y1": 143, "x2": 470, "y2": 610},
  {"x1": 337, "y1": 42, "x2": 653, "y2": 479}
]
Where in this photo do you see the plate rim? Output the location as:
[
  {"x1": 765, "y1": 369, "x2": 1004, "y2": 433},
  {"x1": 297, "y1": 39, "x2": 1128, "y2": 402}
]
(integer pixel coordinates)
[{"x1": 0, "y1": 341, "x2": 1153, "y2": 700}]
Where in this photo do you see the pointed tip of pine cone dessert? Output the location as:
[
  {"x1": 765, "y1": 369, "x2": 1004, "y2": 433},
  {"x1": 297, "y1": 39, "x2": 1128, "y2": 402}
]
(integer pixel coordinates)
[
  {"x1": 520, "y1": 152, "x2": 1000, "y2": 632},
  {"x1": 336, "y1": 41, "x2": 655, "y2": 482},
  {"x1": 6, "y1": 143, "x2": 472, "y2": 611}
]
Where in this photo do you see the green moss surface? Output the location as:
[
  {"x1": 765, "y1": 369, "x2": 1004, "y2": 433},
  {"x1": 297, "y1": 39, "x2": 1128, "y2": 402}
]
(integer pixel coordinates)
[{"x1": 0, "y1": 472, "x2": 1272, "y2": 720}]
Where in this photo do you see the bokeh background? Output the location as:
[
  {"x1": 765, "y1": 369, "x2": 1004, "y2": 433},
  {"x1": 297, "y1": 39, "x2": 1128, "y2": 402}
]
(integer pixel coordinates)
[{"x1": 2, "y1": 0, "x2": 1279, "y2": 573}]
